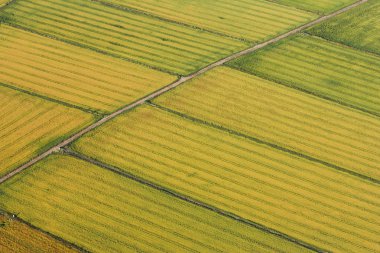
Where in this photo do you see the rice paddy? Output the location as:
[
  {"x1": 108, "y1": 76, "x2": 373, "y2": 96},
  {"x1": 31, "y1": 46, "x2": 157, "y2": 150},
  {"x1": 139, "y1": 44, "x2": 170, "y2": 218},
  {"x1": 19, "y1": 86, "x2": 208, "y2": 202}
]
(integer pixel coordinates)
[
  {"x1": 97, "y1": 0, "x2": 316, "y2": 42},
  {"x1": 72, "y1": 104, "x2": 380, "y2": 253},
  {"x1": 0, "y1": 85, "x2": 93, "y2": 177},
  {"x1": 0, "y1": 0, "x2": 378, "y2": 252},
  {"x1": 0, "y1": 0, "x2": 249, "y2": 75},
  {"x1": 0, "y1": 213, "x2": 79, "y2": 253},
  {"x1": 0, "y1": 24, "x2": 176, "y2": 113},
  {"x1": 154, "y1": 67, "x2": 380, "y2": 182},
  {"x1": 270, "y1": 0, "x2": 357, "y2": 14},
  {"x1": 0, "y1": 155, "x2": 311, "y2": 253},
  {"x1": 308, "y1": 0, "x2": 380, "y2": 55},
  {"x1": 228, "y1": 34, "x2": 380, "y2": 116}
]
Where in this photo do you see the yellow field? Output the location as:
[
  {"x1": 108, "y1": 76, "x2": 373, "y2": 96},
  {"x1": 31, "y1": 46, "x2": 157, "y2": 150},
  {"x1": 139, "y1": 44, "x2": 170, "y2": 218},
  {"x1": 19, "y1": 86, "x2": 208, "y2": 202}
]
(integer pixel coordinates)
[
  {"x1": 101, "y1": 0, "x2": 316, "y2": 42},
  {"x1": 0, "y1": 85, "x2": 93, "y2": 176},
  {"x1": 154, "y1": 67, "x2": 380, "y2": 181},
  {"x1": 1, "y1": 0, "x2": 249, "y2": 75},
  {"x1": 0, "y1": 155, "x2": 310, "y2": 253},
  {"x1": 72, "y1": 105, "x2": 380, "y2": 253},
  {"x1": 0, "y1": 213, "x2": 78, "y2": 253},
  {"x1": 0, "y1": 25, "x2": 176, "y2": 113}
]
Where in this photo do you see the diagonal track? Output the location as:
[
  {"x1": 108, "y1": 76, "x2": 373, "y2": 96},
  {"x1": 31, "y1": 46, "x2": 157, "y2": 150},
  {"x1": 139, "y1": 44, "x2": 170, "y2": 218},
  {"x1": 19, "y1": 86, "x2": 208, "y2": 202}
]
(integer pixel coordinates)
[{"x1": 0, "y1": 0, "x2": 368, "y2": 184}]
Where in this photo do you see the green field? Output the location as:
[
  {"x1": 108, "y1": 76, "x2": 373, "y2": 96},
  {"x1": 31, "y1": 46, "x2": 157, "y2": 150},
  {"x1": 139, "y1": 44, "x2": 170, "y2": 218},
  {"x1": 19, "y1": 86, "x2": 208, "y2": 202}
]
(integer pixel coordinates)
[
  {"x1": 0, "y1": 155, "x2": 310, "y2": 253},
  {"x1": 271, "y1": 0, "x2": 357, "y2": 14},
  {"x1": 308, "y1": 0, "x2": 380, "y2": 54},
  {"x1": 0, "y1": 85, "x2": 93, "y2": 177},
  {"x1": 0, "y1": 0, "x2": 249, "y2": 75},
  {"x1": 228, "y1": 34, "x2": 380, "y2": 115},
  {"x1": 72, "y1": 104, "x2": 380, "y2": 253},
  {"x1": 0, "y1": 25, "x2": 176, "y2": 113},
  {"x1": 98, "y1": 0, "x2": 316, "y2": 42},
  {"x1": 154, "y1": 67, "x2": 380, "y2": 181}
]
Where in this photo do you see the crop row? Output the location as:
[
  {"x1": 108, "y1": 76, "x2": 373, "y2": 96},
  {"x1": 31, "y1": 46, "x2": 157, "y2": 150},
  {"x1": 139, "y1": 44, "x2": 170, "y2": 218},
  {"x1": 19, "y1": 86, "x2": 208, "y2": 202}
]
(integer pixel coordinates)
[
  {"x1": 0, "y1": 155, "x2": 309, "y2": 253},
  {"x1": 228, "y1": 34, "x2": 380, "y2": 115},
  {"x1": 0, "y1": 25, "x2": 175, "y2": 113},
  {"x1": 271, "y1": 0, "x2": 357, "y2": 14},
  {"x1": 72, "y1": 104, "x2": 380, "y2": 253},
  {"x1": 1, "y1": 0, "x2": 249, "y2": 75},
  {"x1": 309, "y1": 0, "x2": 380, "y2": 54},
  {"x1": 0, "y1": 213, "x2": 78, "y2": 253},
  {"x1": 0, "y1": 85, "x2": 93, "y2": 176},
  {"x1": 99, "y1": 0, "x2": 315, "y2": 41}
]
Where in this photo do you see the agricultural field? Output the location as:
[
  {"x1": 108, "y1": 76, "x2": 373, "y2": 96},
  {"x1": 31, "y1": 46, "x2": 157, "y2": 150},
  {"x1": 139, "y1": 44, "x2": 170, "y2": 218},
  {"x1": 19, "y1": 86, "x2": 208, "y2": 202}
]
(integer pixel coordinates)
[
  {"x1": 97, "y1": 0, "x2": 316, "y2": 42},
  {"x1": 154, "y1": 67, "x2": 380, "y2": 181},
  {"x1": 309, "y1": 0, "x2": 380, "y2": 55},
  {"x1": 72, "y1": 104, "x2": 380, "y2": 253},
  {"x1": 228, "y1": 34, "x2": 380, "y2": 116},
  {"x1": 0, "y1": 0, "x2": 379, "y2": 252},
  {"x1": 0, "y1": 0, "x2": 249, "y2": 75},
  {"x1": 0, "y1": 155, "x2": 310, "y2": 253},
  {"x1": 0, "y1": 85, "x2": 93, "y2": 177},
  {"x1": 0, "y1": 24, "x2": 176, "y2": 113},
  {"x1": 270, "y1": 0, "x2": 357, "y2": 14},
  {"x1": 0, "y1": 213, "x2": 79, "y2": 253}
]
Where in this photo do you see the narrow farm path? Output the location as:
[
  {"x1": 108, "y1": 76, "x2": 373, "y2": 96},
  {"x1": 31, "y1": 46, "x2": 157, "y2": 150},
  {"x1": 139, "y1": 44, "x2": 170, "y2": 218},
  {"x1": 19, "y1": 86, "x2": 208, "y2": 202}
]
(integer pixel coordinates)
[{"x1": 0, "y1": 0, "x2": 368, "y2": 185}]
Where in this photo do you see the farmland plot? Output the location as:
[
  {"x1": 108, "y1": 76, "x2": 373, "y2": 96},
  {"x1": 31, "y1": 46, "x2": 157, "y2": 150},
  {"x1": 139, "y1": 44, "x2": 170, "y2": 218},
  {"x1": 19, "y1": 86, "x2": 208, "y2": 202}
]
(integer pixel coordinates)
[
  {"x1": 309, "y1": 0, "x2": 380, "y2": 55},
  {"x1": 0, "y1": 86, "x2": 93, "y2": 177},
  {"x1": 96, "y1": 0, "x2": 316, "y2": 42},
  {"x1": 0, "y1": 155, "x2": 310, "y2": 253},
  {"x1": 270, "y1": 0, "x2": 357, "y2": 14},
  {"x1": 0, "y1": 0, "x2": 248, "y2": 75},
  {"x1": 0, "y1": 213, "x2": 79, "y2": 253},
  {"x1": 154, "y1": 67, "x2": 380, "y2": 181},
  {"x1": 72, "y1": 105, "x2": 380, "y2": 253},
  {"x1": 0, "y1": 25, "x2": 176, "y2": 113},
  {"x1": 228, "y1": 34, "x2": 380, "y2": 115}
]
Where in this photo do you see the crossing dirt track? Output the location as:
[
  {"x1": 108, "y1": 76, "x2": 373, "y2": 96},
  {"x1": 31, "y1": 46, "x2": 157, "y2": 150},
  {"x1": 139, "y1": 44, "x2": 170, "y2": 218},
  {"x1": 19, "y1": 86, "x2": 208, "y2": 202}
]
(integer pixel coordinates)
[{"x1": 1, "y1": 0, "x2": 379, "y2": 252}]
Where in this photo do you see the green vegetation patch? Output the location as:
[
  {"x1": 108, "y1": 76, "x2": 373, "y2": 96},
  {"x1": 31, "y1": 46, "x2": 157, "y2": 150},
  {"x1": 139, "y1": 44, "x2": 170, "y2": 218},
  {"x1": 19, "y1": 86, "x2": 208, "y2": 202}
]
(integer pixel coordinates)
[
  {"x1": 308, "y1": 0, "x2": 380, "y2": 54},
  {"x1": 270, "y1": 0, "x2": 356, "y2": 14},
  {"x1": 228, "y1": 34, "x2": 380, "y2": 116}
]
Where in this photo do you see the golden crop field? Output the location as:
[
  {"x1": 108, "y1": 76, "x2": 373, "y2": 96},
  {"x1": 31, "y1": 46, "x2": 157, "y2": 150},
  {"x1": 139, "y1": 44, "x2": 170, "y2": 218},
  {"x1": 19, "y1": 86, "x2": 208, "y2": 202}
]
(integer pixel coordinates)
[
  {"x1": 154, "y1": 67, "x2": 380, "y2": 181},
  {"x1": 72, "y1": 104, "x2": 380, "y2": 253},
  {"x1": 0, "y1": 85, "x2": 93, "y2": 177},
  {"x1": 97, "y1": 0, "x2": 316, "y2": 42},
  {"x1": 0, "y1": 0, "x2": 379, "y2": 252},
  {"x1": 228, "y1": 34, "x2": 380, "y2": 116},
  {"x1": 1, "y1": 0, "x2": 249, "y2": 75},
  {"x1": 0, "y1": 154, "x2": 310, "y2": 253},
  {"x1": 0, "y1": 213, "x2": 79, "y2": 253},
  {"x1": 271, "y1": 0, "x2": 357, "y2": 14},
  {"x1": 0, "y1": 24, "x2": 176, "y2": 113},
  {"x1": 309, "y1": 0, "x2": 380, "y2": 54}
]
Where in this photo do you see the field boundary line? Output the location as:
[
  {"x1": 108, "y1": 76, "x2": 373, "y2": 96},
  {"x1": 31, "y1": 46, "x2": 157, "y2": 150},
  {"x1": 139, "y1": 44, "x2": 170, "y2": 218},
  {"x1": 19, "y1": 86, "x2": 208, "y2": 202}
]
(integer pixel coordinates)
[
  {"x1": 0, "y1": 0, "x2": 368, "y2": 184},
  {"x1": 228, "y1": 65, "x2": 380, "y2": 118},
  {"x1": 64, "y1": 149, "x2": 328, "y2": 253},
  {"x1": 0, "y1": 82, "x2": 102, "y2": 116},
  {"x1": 0, "y1": 23, "x2": 179, "y2": 76},
  {"x1": 149, "y1": 102, "x2": 380, "y2": 185},
  {"x1": 0, "y1": 210, "x2": 90, "y2": 253},
  {"x1": 304, "y1": 32, "x2": 380, "y2": 58},
  {"x1": 89, "y1": 0, "x2": 251, "y2": 43}
]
